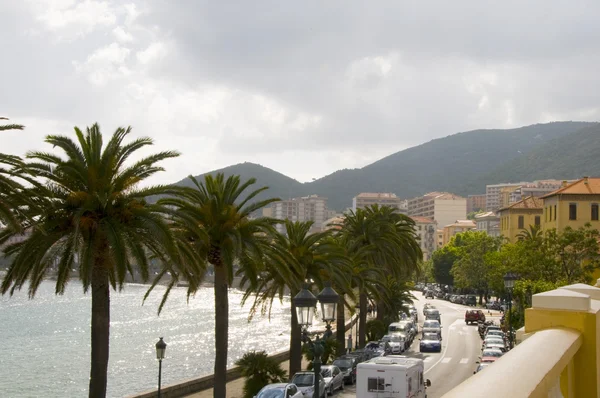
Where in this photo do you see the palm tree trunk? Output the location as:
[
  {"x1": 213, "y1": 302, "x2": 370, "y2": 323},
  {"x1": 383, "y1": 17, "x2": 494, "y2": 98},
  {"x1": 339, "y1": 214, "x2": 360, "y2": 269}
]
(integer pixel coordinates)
[
  {"x1": 376, "y1": 301, "x2": 385, "y2": 322},
  {"x1": 89, "y1": 259, "x2": 110, "y2": 398},
  {"x1": 336, "y1": 296, "x2": 346, "y2": 352},
  {"x1": 359, "y1": 292, "x2": 368, "y2": 347},
  {"x1": 213, "y1": 263, "x2": 229, "y2": 398},
  {"x1": 289, "y1": 290, "x2": 302, "y2": 377}
]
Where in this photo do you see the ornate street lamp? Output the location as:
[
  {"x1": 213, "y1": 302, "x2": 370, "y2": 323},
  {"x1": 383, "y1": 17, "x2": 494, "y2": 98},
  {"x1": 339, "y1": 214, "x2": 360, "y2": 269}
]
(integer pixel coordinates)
[
  {"x1": 503, "y1": 273, "x2": 518, "y2": 349},
  {"x1": 155, "y1": 337, "x2": 167, "y2": 398},
  {"x1": 293, "y1": 282, "x2": 339, "y2": 398}
]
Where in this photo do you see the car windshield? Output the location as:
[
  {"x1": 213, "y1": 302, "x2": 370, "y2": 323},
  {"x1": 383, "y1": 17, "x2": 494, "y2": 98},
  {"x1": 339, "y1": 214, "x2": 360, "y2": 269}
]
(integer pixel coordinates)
[
  {"x1": 423, "y1": 333, "x2": 439, "y2": 340},
  {"x1": 423, "y1": 321, "x2": 440, "y2": 328},
  {"x1": 333, "y1": 359, "x2": 352, "y2": 370},
  {"x1": 482, "y1": 350, "x2": 503, "y2": 357},
  {"x1": 485, "y1": 338, "x2": 504, "y2": 344},
  {"x1": 292, "y1": 374, "x2": 314, "y2": 386},
  {"x1": 257, "y1": 388, "x2": 285, "y2": 398},
  {"x1": 388, "y1": 336, "x2": 402, "y2": 342},
  {"x1": 428, "y1": 310, "x2": 439, "y2": 315},
  {"x1": 389, "y1": 324, "x2": 407, "y2": 332},
  {"x1": 321, "y1": 368, "x2": 331, "y2": 377}
]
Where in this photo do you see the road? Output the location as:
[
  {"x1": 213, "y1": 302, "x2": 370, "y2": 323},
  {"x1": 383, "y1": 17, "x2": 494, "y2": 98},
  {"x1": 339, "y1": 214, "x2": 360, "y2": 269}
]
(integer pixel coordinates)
[{"x1": 336, "y1": 291, "x2": 499, "y2": 398}]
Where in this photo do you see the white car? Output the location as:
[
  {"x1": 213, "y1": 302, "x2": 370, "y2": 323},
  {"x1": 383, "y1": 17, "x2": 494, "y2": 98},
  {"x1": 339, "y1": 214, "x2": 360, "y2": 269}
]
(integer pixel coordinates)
[
  {"x1": 320, "y1": 365, "x2": 344, "y2": 395},
  {"x1": 254, "y1": 383, "x2": 304, "y2": 398},
  {"x1": 381, "y1": 334, "x2": 406, "y2": 354},
  {"x1": 291, "y1": 371, "x2": 327, "y2": 398}
]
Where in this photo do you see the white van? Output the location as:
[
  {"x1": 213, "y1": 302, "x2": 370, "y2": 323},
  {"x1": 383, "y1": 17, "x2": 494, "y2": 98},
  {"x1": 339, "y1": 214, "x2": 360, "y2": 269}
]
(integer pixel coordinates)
[{"x1": 356, "y1": 355, "x2": 431, "y2": 398}]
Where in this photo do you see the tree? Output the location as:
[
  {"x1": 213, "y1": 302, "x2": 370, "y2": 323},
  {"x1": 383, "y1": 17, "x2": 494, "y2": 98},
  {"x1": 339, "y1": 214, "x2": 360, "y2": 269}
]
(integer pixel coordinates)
[
  {"x1": 241, "y1": 220, "x2": 351, "y2": 377},
  {"x1": 431, "y1": 246, "x2": 457, "y2": 286},
  {"x1": 155, "y1": 173, "x2": 279, "y2": 398},
  {"x1": 338, "y1": 205, "x2": 421, "y2": 346},
  {"x1": 1, "y1": 124, "x2": 179, "y2": 397},
  {"x1": 235, "y1": 351, "x2": 287, "y2": 398},
  {"x1": 546, "y1": 224, "x2": 600, "y2": 283},
  {"x1": 0, "y1": 116, "x2": 24, "y2": 131}
]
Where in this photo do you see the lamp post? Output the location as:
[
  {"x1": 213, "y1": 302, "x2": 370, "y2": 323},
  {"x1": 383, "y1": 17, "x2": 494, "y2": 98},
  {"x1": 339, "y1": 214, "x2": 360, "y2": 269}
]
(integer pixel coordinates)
[
  {"x1": 293, "y1": 282, "x2": 339, "y2": 398},
  {"x1": 503, "y1": 273, "x2": 518, "y2": 349},
  {"x1": 155, "y1": 337, "x2": 167, "y2": 398}
]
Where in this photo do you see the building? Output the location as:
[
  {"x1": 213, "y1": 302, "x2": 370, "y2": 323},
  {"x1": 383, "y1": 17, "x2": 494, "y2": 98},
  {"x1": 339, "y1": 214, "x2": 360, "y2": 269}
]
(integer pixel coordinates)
[
  {"x1": 352, "y1": 192, "x2": 405, "y2": 212},
  {"x1": 436, "y1": 229, "x2": 444, "y2": 249},
  {"x1": 271, "y1": 195, "x2": 327, "y2": 234},
  {"x1": 467, "y1": 194, "x2": 486, "y2": 213},
  {"x1": 486, "y1": 180, "x2": 571, "y2": 211},
  {"x1": 442, "y1": 220, "x2": 476, "y2": 246},
  {"x1": 322, "y1": 215, "x2": 345, "y2": 231},
  {"x1": 409, "y1": 216, "x2": 437, "y2": 261},
  {"x1": 485, "y1": 183, "x2": 525, "y2": 211},
  {"x1": 541, "y1": 177, "x2": 600, "y2": 232},
  {"x1": 408, "y1": 192, "x2": 467, "y2": 230},
  {"x1": 475, "y1": 211, "x2": 500, "y2": 237},
  {"x1": 497, "y1": 196, "x2": 543, "y2": 243}
]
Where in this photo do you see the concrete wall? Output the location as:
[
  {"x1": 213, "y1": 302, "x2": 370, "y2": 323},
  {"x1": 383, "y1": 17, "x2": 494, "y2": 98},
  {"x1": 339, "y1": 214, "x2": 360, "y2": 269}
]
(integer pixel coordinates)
[{"x1": 127, "y1": 316, "x2": 358, "y2": 398}]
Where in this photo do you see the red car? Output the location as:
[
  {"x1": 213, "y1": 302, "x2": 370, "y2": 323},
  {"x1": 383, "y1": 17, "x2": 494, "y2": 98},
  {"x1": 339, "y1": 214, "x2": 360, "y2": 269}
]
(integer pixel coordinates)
[{"x1": 465, "y1": 309, "x2": 486, "y2": 325}]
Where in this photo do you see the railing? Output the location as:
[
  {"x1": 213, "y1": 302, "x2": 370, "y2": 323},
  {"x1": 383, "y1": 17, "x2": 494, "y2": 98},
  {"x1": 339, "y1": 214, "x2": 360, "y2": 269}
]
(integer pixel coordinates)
[{"x1": 443, "y1": 327, "x2": 582, "y2": 398}]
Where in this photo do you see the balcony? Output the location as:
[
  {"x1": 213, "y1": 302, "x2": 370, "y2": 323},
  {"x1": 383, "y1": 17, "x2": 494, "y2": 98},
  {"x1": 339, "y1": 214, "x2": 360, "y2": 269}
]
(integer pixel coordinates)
[{"x1": 443, "y1": 282, "x2": 600, "y2": 398}]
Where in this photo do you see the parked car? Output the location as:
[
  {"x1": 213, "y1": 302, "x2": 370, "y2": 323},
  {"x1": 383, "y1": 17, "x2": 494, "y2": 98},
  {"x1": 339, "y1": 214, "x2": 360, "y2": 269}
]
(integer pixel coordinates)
[
  {"x1": 388, "y1": 322, "x2": 413, "y2": 348},
  {"x1": 344, "y1": 350, "x2": 369, "y2": 363},
  {"x1": 466, "y1": 295, "x2": 477, "y2": 306},
  {"x1": 291, "y1": 372, "x2": 326, "y2": 398},
  {"x1": 479, "y1": 348, "x2": 504, "y2": 363},
  {"x1": 419, "y1": 332, "x2": 442, "y2": 352},
  {"x1": 332, "y1": 356, "x2": 358, "y2": 384},
  {"x1": 473, "y1": 362, "x2": 492, "y2": 374},
  {"x1": 381, "y1": 334, "x2": 406, "y2": 354},
  {"x1": 364, "y1": 341, "x2": 386, "y2": 358},
  {"x1": 425, "y1": 290, "x2": 435, "y2": 299},
  {"x1": 255, "y1": 383, "x2": 304, "y2": 398},
  {"x1": 465, "y1": 309, "x2": 486, "y2": 325},
  {"x1": 320, "y1": 365, "x2": 344, "y2": 396}
]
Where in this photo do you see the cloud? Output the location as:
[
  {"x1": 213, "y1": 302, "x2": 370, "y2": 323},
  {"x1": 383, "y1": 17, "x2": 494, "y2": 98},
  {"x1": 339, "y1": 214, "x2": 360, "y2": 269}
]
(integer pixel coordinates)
[{"x1": 2, "y1": 1, "x2": 600, "y2": 185}]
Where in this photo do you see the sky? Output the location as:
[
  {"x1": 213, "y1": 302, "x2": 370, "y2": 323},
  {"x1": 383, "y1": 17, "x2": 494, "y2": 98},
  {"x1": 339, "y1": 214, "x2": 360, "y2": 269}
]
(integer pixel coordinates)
[{"x1": 2, "y1": 1, "x2": 600, "y2": 185}]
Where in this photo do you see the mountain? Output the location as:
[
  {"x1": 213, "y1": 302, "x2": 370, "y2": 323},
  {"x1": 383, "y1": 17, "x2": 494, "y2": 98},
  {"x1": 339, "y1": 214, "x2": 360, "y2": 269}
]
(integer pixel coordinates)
[{"x1": 181, "y1": 121, "x2": 597, "y2": 211}]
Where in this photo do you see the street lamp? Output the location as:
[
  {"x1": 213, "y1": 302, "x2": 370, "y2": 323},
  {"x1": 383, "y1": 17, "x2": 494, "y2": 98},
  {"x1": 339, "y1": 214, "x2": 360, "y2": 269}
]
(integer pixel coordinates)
[
  {"x1": 155, "y1": 337, "x2": 167, "y2": 398},
  {"x1": 503, "y1": 273, "x2": 518, "y2": 349},
  {"x1": 293, "y1": 282, "x2": 339, "y2": 398}
]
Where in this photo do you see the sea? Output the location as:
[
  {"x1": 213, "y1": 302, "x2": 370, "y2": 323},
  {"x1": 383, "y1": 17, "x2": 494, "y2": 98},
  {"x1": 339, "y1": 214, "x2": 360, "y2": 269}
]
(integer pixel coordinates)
[{"x1": 0, "y1": 279, "x2": 307, "y2": 397}]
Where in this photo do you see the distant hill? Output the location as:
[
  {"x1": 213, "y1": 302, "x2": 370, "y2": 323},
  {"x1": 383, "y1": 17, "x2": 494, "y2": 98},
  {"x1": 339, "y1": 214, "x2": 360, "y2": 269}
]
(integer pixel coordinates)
[{"x1": 179, "y1": 121, "x2": 597, "y2": 211}]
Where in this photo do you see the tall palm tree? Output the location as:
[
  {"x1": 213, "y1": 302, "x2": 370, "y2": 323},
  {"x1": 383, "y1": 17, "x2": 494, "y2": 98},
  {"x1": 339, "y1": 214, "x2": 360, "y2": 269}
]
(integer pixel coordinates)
[
  {"x1": 517, "y1": 224, "x2": 542, "y2": 241},
  {"x1": 155, "y1": 173, "x2": 279, "y2": 398},
  {"x1": 1, "y1": 124, "x2": 180, "y2": 397},
  {"x1": 0, "y1": 118, "x2": 27, "y2": 231},
  {"x1": 240, "y1": 220, "x2": 352, "y2": 377},
  {"x1": 338, "y1": 205, "x2": 422, "y2": 346},
  {"x1": 0, "y1": 116, "x2": 24, "y2": 131}
]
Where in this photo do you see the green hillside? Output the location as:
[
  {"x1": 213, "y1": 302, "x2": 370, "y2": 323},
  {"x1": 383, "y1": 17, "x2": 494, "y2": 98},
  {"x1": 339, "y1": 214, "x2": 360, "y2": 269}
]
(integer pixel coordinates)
[
  {"x1": 472, "y1": 123, "x2": 600, "y2": 189},
  {"x1": 180, "y1": 122, "x2": 597, "y2": 211}
]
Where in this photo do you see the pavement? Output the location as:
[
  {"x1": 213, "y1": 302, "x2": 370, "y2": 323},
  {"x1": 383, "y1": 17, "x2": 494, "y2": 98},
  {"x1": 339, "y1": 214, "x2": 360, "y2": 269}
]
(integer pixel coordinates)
[{"x1": 185, "y1": 293, "x2": 502, "y2": 398}]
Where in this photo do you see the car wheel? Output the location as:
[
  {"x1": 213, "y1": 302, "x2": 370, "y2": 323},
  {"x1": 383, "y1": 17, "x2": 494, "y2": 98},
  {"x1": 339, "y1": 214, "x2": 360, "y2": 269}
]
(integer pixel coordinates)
[
  {"x1": 328, "y1": 386, "x2": 333, "y2": 396},
  {"x1": 340, "y1": 381, "x2": 344, "y2": 391}
]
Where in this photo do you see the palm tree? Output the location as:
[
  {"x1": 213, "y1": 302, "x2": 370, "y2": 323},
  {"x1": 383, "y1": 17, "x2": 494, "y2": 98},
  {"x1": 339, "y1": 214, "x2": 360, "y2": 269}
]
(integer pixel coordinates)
[
  {"x1": 338, "y1": 205, "x2": 422, "y2": 346},
  {"x1": 1, "y1": 124, "x2": 180, "y2": 397},
  {"x1": 0, "y1": 116, "x2": 24, "y2": 131},
  {"x1": 517, "y1": 224, "x2": 542, "y2": 241},
  {"x1": 241, "y1": 220, "x2": 351, "y2": 377},
  {"x1": 155, "y1": 173, "x2": 279, "y2": 398},
  {"x1": 0, "y1": 118, "x2": 27, "y2": 231}
]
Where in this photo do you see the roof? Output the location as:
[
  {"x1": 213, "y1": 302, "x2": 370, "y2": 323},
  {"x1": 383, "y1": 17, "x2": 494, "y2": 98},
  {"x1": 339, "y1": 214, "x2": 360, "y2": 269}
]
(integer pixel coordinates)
[
  {"x1": 497, "y1": 196, "x2": 543, "y2": 212},
  {"x1": 355, "y1": 192, "x2": 399, "y2": 198},
  {"x1": 541, "y1": 177, "x2": 600, "y2": 198},
  {"x1": 475, "y1": 211, "x2": 498, "y2": 219},
  {"x1": 410, "y1": 216, "x2": 435, "y2": 224}
]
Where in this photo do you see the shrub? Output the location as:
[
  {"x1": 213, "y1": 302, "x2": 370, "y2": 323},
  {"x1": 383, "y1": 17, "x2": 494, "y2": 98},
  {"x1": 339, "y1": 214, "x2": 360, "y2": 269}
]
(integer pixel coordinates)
[{"x1": 235, "y1": 351, "x2": 287, "y2": 398}]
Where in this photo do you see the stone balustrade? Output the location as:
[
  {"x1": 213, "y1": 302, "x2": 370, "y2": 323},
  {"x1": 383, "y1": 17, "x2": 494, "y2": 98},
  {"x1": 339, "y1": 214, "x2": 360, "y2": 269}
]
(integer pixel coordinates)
[{"x1": 443, "y1": 282, "x2": 600, "y2": 398}]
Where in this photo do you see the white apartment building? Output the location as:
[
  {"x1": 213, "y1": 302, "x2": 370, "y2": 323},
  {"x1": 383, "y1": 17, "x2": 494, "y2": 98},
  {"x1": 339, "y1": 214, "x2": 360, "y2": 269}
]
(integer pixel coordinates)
[
  {"x1": 271, "y1": 195, "x2": 327, "y2": 234},
  {"x1": 409, "y1": 216, "x2": 437, "y2": 261},
  {"x1": 352, "y1": 193, "x2": 405, "y2": 212},
  {"x1": 486, "y1": 180, "x2": 573, "y2": 211},
  {"x1": 407, "y1": 192, "x2": 467, "y2": 230}
]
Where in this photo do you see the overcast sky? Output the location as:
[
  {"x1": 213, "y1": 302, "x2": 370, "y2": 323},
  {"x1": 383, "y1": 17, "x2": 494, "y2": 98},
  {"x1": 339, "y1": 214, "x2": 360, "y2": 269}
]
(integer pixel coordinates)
[{"x1": 2, "y1": 1, "x2": 600, "y2": 184}]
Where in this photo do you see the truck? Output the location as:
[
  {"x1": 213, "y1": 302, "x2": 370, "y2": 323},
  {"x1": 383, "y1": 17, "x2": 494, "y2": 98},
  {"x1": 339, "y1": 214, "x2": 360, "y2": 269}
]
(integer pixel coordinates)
[{"x1": 356, "y1": 355, "x2": 431, "y2": 398}]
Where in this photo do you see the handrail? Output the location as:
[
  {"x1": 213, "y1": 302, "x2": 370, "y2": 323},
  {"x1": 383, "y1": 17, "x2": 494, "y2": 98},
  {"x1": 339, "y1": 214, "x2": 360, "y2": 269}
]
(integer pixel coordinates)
[{"x1": 442, "y1": 327, "x2": 582, "y2": 398}]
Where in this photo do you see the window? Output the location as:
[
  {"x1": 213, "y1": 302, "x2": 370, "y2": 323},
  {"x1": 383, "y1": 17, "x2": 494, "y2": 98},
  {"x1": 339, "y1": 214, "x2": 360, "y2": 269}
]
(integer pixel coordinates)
[
  {"x1": 367, "y1": 377, "x2": 385, "y2": 392},
  {"x1": 535, "y1": 216, "x2": 541, "y2": 226},
  {"x1": 518, "y1": 215, "x2": 524, "y2": 229},
  {"x1": 554, "y1": 205, "x2": 556, "y2": 221},
  {"x1": 569, "y1": 203, "x2": 577, "y2": 220},
  {"x1": 545, "y1": 207, "x2": 548, "y2": 222},
  {"x1": 592, "y1": 204, "x2": 599, "y2": 221}
]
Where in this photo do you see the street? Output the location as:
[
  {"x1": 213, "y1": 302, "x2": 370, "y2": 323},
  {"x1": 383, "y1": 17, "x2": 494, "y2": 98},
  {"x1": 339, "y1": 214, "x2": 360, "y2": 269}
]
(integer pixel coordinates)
[{"x1": 335, "y1": 291, "x2": 496, "y2": 398}]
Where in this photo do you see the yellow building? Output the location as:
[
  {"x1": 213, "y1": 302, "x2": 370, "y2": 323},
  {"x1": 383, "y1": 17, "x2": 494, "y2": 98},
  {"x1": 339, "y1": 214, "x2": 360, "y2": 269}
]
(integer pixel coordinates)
[
  {"x1": 442, "y1": 220, "x2": 476, "y2": 245},
  {"x1": 541, "y1": 177, "x2": 600, "y2": 232},
  {"x1": 497, "y1": 196, "x2": 543, "y2": 243}
]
